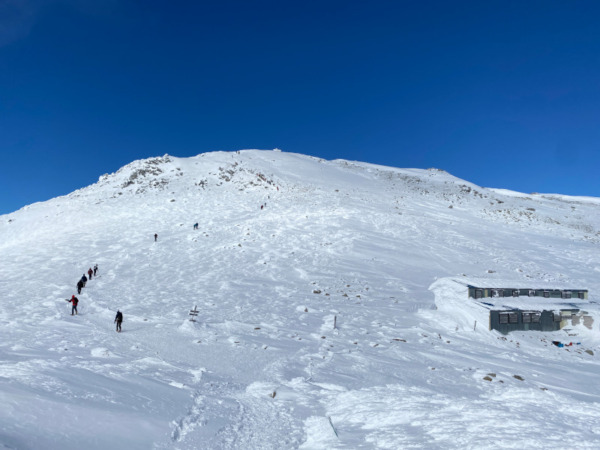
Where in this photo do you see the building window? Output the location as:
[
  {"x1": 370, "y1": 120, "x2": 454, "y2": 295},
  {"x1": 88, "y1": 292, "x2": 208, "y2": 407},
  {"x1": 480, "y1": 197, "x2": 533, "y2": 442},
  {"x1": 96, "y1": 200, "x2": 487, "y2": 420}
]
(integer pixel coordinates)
[
  {"x1": 528, "y1": 290, "x2": 535, "y2": 297},
  {"x1": 562, "y1": 291, "x2": 572, "y2": 299},
  {"x1": 512, "y1": 290, "x2": 519, "y2": 297},
  {"x1": 531, "y1": 313, "x2": 541, "y2": 323},
  {"x1": 508, "y1": 312, "x2": 518, "y2": 324},
  {"x1": 499, "y1": 313, "x2": 509, "y2": 324},
  {"x1": 578, "y1": 292, "x2": 585, "y2": 299},
  {"x1": 475, "y1": 289, "x2": 483, "y2": 299},
  {"x1": 554, "y1": 313, "x2": 562, "y2": 322},
  {"x1": 523, "y1": 313, "x2": 531, "y2": 323},
  {"x1": 543, "y1": 291, "x2": 550, "y2": 298}
]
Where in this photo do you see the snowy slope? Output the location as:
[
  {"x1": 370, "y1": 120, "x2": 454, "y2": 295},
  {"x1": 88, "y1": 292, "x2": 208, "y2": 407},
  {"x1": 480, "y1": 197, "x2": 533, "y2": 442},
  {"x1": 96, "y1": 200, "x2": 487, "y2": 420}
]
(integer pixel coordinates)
[{"x1": 1, "y1": 149, "x2": 600, "y2": 449}]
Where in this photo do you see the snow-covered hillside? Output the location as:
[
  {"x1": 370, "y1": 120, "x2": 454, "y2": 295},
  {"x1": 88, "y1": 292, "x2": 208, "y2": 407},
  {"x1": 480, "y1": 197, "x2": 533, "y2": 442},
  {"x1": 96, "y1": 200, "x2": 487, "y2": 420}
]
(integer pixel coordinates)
[{"x1": 1, "y1": 150, "x2": 600, "y2": 449}]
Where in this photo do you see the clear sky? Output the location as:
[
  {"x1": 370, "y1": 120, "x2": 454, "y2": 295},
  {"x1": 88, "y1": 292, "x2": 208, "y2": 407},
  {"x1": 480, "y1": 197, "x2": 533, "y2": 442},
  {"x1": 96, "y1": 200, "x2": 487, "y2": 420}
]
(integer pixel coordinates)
[{"x1": 1, "y1": 0, "x2": 599, "y2": 215}]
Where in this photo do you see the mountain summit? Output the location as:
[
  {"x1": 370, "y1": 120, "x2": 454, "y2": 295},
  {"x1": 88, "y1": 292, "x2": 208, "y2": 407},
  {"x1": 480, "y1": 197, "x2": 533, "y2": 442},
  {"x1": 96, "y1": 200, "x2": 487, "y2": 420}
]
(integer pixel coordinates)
[{"x1": 1, "y1": 150, "x2": 600, "y2": 449}]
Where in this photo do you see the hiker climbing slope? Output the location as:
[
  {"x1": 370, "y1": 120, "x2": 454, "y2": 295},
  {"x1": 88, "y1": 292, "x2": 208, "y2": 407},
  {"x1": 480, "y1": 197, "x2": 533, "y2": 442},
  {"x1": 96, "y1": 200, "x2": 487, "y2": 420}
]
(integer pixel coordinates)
[
  {"x1": 114, "y1": 310, "x2": 123, "y2": 332},
  {"x1": 66, "y1": 295, "x2": 79, "y2": 315}
]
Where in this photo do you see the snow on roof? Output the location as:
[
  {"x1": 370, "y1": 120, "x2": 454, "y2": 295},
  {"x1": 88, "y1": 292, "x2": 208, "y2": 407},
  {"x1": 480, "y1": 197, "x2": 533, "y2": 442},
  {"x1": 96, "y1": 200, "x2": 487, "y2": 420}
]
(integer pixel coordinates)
[
  {"x1": 453, "y1": 276, "x2": 587, "y2": 292},
  {"x1": 438, "y1": 277, "x2": 593, "y2": 313},
  {"x1": 477, "y1": 296, "x2": 590, "y2": 312}
]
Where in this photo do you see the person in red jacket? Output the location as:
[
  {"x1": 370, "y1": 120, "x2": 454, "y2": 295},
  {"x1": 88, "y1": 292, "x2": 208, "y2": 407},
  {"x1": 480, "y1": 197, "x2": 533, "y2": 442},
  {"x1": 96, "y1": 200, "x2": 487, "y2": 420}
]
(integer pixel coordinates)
[
  {"x1": 88, "y1": 267, "x2": 93, "y2": 280},
  {"x1": 67, "y1": 295, "x2": 79, "y2": 315}
]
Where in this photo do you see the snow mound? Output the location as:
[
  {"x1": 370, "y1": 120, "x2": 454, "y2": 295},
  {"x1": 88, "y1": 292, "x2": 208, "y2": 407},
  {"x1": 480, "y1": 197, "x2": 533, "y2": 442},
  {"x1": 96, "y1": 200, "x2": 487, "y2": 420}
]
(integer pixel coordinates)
[{"x1": 90, "y1": 348, "x2": 117, "y2": 358}]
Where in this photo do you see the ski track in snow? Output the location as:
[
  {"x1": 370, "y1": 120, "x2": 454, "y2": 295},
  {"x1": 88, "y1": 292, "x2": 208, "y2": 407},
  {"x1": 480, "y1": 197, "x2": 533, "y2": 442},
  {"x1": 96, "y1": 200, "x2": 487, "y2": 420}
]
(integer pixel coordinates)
[{"x1": 1, "y1": 150, "x2": 600, "y2": 449}]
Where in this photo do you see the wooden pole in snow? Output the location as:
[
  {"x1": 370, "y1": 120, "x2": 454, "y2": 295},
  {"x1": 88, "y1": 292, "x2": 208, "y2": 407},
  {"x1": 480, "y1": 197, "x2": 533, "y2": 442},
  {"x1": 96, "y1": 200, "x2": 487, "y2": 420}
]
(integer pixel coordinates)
[{"x1": 328, "y1": 416, "x2": 339, "y2": 438}]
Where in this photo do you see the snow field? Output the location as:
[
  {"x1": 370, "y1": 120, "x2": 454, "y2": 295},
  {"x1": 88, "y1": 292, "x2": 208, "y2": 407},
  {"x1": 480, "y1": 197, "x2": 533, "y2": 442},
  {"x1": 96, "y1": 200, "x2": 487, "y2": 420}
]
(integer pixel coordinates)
[{"x1": 1, "y1": 150, "x2": 600, "y2": 448}]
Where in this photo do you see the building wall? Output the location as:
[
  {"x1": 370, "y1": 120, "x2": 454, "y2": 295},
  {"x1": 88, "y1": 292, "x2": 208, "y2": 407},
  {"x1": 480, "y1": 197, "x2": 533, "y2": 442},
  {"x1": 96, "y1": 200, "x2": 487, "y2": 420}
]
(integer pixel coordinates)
[
  {"x1": 490, "y1": 310, "x2": 560, "y2": 334},
  {"x1": 469, "y1": 286, "x2": 588, "y2": 300}
]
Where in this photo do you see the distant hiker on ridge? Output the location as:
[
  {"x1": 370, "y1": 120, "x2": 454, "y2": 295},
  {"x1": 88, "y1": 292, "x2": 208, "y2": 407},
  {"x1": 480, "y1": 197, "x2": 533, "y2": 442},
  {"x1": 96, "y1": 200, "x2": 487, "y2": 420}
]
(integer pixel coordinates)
[
  {"x1": 114, "y1": 310, "x2": 123, "y2": 332},
  {"x1": 88, "y1": 267, "x2": 93, "y2": 280},
  {"x1": 154, "y1": 233, "x2": 158, "y2": 242},
  {"x1": 67, "y1": 295, "x2": 79, "y2": 315},
  {"x1": 193, "y1": 223, "x2": 198, "y2": 230},
  {"x1": 81, "y1": 274, "x2": 87, "y2": 287},
  {"x1": 93, "y1": 264, "x2": 98, "y2": 276},
  {"x1": 77, "y1": 280, "x2": 83, "y2": 294}
]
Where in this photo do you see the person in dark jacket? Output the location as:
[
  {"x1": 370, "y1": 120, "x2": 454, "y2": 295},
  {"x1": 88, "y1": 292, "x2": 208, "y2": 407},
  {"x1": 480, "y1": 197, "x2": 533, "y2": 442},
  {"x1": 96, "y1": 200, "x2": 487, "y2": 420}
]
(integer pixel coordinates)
[
  {"x1": 81, "y1": 274, "x2": 87, "y2": 287},
  {"x1": 93, "y1": 264, "x2": 98, "y2": 276},
  {"x1": 67, "y1": 295, "x2": 79, "y2": 315},
  {"x1": 154, "y1": 233, "x2": 158, "y2": 242},
  {"x1": 77, "y1": 280, "x2": 83, "y2": 294},
  {"x1": 114, "y1": 310, "x2": 123, "y2": 332}
]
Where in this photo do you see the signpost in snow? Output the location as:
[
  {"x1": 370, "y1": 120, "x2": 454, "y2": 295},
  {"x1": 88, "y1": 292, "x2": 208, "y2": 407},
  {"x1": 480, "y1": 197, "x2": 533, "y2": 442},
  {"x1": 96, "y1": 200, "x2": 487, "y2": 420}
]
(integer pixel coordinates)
[{"x1": 189, "y1": 305, "x2": 199, "y2": 322}]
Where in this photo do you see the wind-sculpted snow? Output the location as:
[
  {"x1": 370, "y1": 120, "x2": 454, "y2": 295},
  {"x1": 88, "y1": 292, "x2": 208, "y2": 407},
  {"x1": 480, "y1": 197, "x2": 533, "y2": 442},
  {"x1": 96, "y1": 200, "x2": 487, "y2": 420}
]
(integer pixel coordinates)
[{"x1": 1, "y1": 149, "x2": 600, "y2": 449}]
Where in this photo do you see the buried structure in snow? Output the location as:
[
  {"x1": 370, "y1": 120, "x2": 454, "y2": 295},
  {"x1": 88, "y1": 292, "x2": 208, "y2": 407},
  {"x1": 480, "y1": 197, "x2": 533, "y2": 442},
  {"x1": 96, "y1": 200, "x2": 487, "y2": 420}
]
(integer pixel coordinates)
[
  {"x1": 431, "y1": 277, "x2": 595, "y2": 335},
  {"x1": 468, "y1": 284, "x2": 592, "y2": 334}
]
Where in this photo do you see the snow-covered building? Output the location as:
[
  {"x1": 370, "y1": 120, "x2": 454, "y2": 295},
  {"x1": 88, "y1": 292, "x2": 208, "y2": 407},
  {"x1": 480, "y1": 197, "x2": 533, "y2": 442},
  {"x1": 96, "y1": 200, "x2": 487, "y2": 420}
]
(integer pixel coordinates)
[
  {"x1": 467, "y1": 284, "x2": 591, "y2": 334},
  {"x1": 467, "y1": 286, "x2": 588, "y2": 301},
  {"x1": 430, "y1": 278, "x2": 594, "y2": 335}
]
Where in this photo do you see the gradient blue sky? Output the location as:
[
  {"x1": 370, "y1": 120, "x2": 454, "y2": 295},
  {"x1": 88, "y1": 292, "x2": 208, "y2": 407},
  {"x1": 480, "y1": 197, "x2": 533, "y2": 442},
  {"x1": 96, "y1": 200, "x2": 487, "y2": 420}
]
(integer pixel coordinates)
[{"x1": 1, "y1": 0, "x2": 599, "y2": 215}]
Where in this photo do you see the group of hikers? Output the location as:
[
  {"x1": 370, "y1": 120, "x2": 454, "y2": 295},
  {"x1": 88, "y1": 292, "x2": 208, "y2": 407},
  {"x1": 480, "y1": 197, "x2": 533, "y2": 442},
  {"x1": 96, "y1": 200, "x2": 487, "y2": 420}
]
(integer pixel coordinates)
[
  {"x1": 66, "y1": 264, "x2": 124, "y2": 332},
  {"x1": 70, "y1": 265, "x2": 97, "y2": 312},
  {"x1": 76, "y1": 264, "x2": 98, "y2": 294}
]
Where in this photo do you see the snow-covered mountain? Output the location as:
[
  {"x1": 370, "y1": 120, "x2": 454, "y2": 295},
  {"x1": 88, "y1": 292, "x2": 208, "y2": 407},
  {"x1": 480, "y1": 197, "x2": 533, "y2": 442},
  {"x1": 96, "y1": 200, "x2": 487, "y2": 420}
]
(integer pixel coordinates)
[{"x1": 1, "y1": 149, "x2": 600, "y2": 449}]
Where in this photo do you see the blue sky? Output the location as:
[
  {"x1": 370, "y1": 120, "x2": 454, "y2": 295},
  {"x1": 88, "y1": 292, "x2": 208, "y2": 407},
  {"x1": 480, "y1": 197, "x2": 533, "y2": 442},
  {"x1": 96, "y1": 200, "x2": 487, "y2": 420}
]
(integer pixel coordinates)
[{"x1": 1, "y1": 0, "x2": 599, "y2": 215}]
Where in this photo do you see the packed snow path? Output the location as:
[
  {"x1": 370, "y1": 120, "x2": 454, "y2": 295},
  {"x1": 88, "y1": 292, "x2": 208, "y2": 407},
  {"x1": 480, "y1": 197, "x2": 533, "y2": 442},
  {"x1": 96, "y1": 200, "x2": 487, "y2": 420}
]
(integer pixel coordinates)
[{"x1": 1, "y1": 150, "x2": 600, "y2": 449}]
